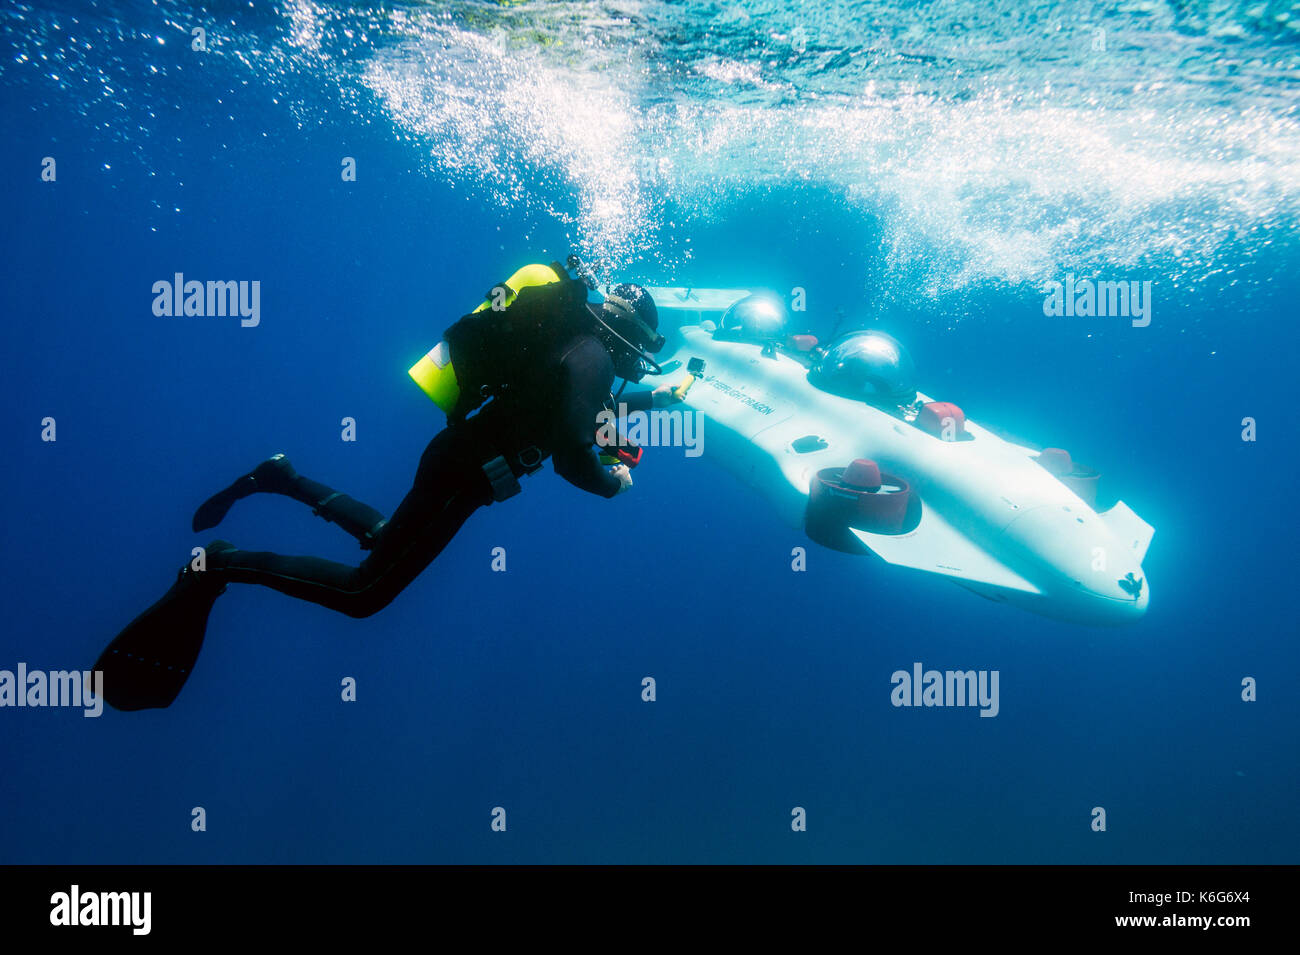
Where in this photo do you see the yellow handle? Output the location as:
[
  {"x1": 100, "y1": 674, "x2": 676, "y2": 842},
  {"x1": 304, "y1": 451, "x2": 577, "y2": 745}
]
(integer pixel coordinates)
[{"x1": 672, "y1": 374, "x2": 698, "y2": 402}]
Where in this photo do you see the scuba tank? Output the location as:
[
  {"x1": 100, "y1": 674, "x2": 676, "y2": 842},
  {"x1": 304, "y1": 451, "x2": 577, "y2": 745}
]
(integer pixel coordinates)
[
  {"x1": 407, "y1": 262, "x2": 579, "y2": 420},
  {"x1": 407, "y1": 256, "x2": 664, "y2": 421}
]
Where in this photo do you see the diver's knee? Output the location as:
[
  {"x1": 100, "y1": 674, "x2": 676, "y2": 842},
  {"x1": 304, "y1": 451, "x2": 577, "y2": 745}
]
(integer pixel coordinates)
[
  {"x1": 345, "y1": 605, "x2": 378, "y2": 620},
  {"x1": 340, "y1": 582, "x2": 399, "y2": 619}
]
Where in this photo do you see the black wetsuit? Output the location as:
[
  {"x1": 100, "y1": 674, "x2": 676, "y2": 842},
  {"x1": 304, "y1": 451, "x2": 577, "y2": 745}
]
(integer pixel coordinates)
[{"x1": 209, "y1": 329, "x2": 652, "y2": 618}]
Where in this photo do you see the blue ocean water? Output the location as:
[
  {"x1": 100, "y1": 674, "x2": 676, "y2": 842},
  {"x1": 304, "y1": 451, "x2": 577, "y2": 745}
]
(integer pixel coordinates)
[{"x1": 1, "y1": 0, "x2": 1296, "y2": 863}]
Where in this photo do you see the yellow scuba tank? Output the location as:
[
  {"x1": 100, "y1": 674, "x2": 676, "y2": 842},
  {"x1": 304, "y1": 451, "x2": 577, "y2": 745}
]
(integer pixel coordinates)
[{"x1": 408, "y1": 263, "x2": 562, "y2": 413}]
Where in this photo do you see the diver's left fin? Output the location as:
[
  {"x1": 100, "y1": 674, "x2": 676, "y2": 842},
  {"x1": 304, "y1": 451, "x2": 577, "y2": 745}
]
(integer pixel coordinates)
[{"x1": 94, "y1": 551, "x2": 231, "y2": 711}]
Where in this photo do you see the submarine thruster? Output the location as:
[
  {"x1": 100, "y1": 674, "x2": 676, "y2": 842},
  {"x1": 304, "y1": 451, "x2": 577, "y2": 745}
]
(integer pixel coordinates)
[{"x1": 641, "y1": 287, "x2": 1154, "y2": 627}]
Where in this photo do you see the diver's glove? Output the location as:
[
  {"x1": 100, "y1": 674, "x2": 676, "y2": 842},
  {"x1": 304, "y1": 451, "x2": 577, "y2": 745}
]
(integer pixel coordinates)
[
  {"x1": 610, "y1": 464, "x2": 633, "y2": 495},
  {"x1": 652, "y1": 384, "x2": 681, "y2": 408}
]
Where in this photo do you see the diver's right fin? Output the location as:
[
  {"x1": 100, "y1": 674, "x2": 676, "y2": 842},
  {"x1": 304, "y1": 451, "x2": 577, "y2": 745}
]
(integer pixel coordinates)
[
  {"x1": 849, "y1": 509, "x2": 1041, "y2": 595},
  {"x1": 192, "y1": 453, "x2": 296, "y2": 532}
]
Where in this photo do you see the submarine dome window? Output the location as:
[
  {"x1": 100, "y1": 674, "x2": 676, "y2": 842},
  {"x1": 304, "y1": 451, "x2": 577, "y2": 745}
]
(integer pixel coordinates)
[
  {"x1": 719, "y1": 293, "x2": 790, "y2": 342},
  {"x1": 810, "y1": 330, "x2": 917, "y2": 406}
]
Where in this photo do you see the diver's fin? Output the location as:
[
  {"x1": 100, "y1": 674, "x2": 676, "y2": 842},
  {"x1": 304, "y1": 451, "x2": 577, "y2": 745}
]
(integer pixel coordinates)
[
  {"x1": 1100, "y1": 500, "x2": 1154, "y2": 563},
  {"x1": 849, "y1": 509, "x2": 1041, "y2": 595},
  {"x1": 94, "y1": 546, "x2": 232, "y2": 711},
  {"x1": 192, "y1": 453, "x2": 296, "y2": 532}
]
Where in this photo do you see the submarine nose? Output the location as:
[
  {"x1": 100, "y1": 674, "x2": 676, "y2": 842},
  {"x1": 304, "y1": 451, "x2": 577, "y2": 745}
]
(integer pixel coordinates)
[
  {"x1": 1003, "y1": 505, "x2": 1150, "y2": 625},
  {"x1": 1113, "y1": 569, "x2": 1149, "y2": 618},
  {"x1": 1079, "y1": 557, "x2": 1149, "y2": 624},
  {"x1": 1063, "y1": 561, "x2": 1148, "y2": 626}
]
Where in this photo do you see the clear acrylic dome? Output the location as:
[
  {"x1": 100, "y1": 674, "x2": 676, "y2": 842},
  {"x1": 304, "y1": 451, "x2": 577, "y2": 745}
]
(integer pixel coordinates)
[
  {"x1": 719, "y1": 293, "x2": 789, "y2": 340},
  {"x1": 812, "y1": 330, "x2": 916, "y2": 405}
]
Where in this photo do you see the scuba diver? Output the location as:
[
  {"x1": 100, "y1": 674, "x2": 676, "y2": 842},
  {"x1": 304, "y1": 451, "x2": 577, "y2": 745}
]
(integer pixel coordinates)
[{"x1": 97, "y1": 258, "x2": 678, "y2": 710}]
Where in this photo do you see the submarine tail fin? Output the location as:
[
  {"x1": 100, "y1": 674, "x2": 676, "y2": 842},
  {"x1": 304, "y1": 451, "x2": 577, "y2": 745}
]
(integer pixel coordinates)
[
  {"x1": 644, "y1": 287, "x2": 751, "y2": 317},
  {"x1": 849, "y1": 509, "x2": 1041, "y2": 595},
  {"x1": 1100, "y1": 500, "x2": 1154, "y2": 563}
]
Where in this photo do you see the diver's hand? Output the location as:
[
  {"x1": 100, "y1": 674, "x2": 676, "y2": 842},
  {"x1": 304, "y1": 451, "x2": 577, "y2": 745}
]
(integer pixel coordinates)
[
  {"x1": 652, "y1": 384, "x2": 681, "y2": 409},
  {"x1": 610, "y1": 464, "x2": 633, "y2": 495}
]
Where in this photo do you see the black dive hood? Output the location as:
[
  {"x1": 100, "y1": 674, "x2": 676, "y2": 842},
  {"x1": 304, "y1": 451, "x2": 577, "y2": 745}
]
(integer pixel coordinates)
[{"x1": 567, "y1": 254, "x2": 665, "y2": 382}]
